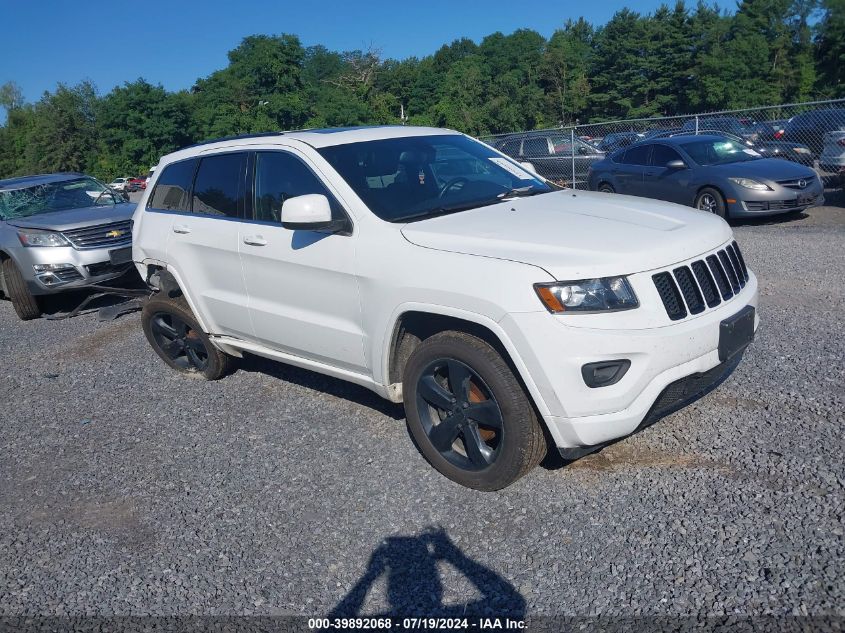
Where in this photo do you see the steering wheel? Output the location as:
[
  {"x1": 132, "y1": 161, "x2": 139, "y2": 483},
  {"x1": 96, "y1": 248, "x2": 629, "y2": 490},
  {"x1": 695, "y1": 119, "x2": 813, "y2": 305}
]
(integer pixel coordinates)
[
  {"x1": 92, "y1": 188, "x2": 117, "y2": 206},
  {"x1": 438, "y1": 177, "x2": 469, "y2": 199}
]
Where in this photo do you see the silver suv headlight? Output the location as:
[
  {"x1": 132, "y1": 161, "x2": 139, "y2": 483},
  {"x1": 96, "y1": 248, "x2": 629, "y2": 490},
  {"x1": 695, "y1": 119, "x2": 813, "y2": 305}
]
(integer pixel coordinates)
[
  {"x1": 534, "y1": 277, "x2": 639, "y2": 314},
  {"x1": 17, "y1": 229, "x2": 70, "y2": 247}
]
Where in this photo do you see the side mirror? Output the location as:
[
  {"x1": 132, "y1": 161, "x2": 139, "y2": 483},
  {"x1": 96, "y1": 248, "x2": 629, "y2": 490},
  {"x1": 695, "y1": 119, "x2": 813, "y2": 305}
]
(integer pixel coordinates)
[
  {"x1": 520, "y1": 161, "x2": 538, "y2": 175},
  {"x1": 666, "y1": 159, "x2": 687, "y2": 170},
  {"x1": 281, "y1": 194, "x2": 346, "y2": 232}
]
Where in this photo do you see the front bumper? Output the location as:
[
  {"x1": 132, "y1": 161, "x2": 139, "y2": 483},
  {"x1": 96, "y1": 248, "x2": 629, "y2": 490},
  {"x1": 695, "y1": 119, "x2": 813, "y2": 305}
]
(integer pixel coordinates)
[
  {"x1": 14, "y1": 243, "x2": 133, "y2": 295},
  {"x1": 500, "y1": 272, "x2": 758, "y2": 449},
  {"x1": 727, "y1": 183, "x2": 825, "y2": 217}
]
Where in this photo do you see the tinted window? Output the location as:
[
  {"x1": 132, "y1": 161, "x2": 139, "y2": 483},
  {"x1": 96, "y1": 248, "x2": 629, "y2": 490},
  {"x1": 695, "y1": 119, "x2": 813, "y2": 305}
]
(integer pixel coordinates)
[
  {"x1": 498, "y1": 140, "x2": 521, "y2": 156},
  {"x1": 253, "y1": 152, "x2": 344, "y2": 223},
  {"x1": 522, "y1": 137, "x2": 549, "y2": 156},
  {"x1": 191, "y1": 152, "x2": 247, "y2": 218},
  {"x1": 622, "y1": 145, "x2": 651, "y2": 165},
  {"x1": 148, "y1": 159, "x2": 196, "y2": 211},
  {"x1": 650, "y1": 144, "x2": 683, "y2": 166}
]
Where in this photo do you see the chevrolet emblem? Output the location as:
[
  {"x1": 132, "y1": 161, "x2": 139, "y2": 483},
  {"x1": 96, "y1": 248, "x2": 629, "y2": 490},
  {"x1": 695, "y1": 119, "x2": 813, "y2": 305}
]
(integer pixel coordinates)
[{"x1": 106, "y1": 229, "x2": 124, "y2": 238}]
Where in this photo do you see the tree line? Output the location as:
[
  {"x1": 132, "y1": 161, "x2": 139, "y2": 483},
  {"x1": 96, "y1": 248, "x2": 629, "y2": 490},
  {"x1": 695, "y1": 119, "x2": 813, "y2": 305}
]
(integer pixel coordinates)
[{"x1": 1, "y1": 0, "x2": 843, "y2": 181}]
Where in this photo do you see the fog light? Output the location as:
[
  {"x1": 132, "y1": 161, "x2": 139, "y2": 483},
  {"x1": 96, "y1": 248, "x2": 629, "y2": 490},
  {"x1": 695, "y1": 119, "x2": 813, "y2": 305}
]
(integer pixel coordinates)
[
  {"x1": 581, "y1": 360, "x2": 631, "y2": 388},
  {"x1": 33, "y1": 263, "x2": 75, "y2": 273}
]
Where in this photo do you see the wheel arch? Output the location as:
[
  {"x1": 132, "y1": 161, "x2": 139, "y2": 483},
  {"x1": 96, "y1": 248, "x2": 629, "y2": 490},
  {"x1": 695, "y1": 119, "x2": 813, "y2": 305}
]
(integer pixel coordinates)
[{"x1": 382, "y1": 306, "x2": 555, "y2": 424}]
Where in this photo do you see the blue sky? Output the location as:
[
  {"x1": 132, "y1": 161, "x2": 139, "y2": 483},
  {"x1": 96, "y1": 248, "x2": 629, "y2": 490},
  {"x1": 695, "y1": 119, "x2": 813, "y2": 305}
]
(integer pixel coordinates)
[{"x1": 3, "y1": 0, "x2": 674, "y2": 103}]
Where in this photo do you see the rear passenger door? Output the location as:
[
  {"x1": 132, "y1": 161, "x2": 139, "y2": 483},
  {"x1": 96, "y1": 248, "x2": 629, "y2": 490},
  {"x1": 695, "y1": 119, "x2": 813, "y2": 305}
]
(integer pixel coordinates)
[
  {"x1": 163, "y1": 151, "x2": 253, "y2": 339},
  {"x1": 239, "y1": 149, "x2": 366, "y2": 373},
  {"x1": 643, "y1": 144, "x2": 692, "y2": 205},
  {"x1": 615, "y1": 144, "x2": 652, "y2": 196}
]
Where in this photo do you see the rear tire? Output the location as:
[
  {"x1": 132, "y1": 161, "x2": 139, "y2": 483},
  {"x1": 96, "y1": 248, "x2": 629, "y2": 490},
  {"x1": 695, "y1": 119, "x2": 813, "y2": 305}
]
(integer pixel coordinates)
[
  {"x1": 141, "y1": 295, "x2": 234, "y2": 380},
  {"x1": 403, "y1": 331, "x2": 547, "y2": 491},
  {"x1": 2, "y1": 258, "x2": 41, "y2": 320},
  {"x1": 695, "y1": 187, "x2": 727, "y2": 219},
  {"x1": 597, "y1": 182, "x2": 615, "y2": 194}
]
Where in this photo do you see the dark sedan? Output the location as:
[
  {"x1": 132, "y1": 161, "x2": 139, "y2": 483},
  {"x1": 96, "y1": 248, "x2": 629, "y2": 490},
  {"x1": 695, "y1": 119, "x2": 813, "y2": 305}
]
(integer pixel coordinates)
[{"x1": 587, "y1": 135, "x2": 824, "y2": 219}]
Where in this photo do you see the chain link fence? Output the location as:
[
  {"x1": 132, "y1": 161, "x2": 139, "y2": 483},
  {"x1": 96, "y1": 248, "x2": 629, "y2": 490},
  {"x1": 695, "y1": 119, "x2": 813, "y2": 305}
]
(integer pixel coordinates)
[{"x1": 481, "y1": 99, "x2": 845, "y2": 197}]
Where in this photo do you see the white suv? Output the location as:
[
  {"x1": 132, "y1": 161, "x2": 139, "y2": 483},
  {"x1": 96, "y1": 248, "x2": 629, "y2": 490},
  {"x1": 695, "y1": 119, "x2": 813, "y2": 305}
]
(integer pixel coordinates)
[{"x1": 132, "y1": 126, "x2": 758, "y2": 490}]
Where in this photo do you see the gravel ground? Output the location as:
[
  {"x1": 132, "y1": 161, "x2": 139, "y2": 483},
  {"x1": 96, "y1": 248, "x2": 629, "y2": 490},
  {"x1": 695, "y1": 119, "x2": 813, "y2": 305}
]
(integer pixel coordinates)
[{"x1": 0, "y1": 201, "x2": 843, "y2": 621}]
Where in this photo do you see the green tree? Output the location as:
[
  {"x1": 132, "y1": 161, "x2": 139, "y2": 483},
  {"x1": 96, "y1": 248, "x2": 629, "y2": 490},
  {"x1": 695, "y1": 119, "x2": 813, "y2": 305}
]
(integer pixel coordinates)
[{"x1": 816, "y1": 0, "x2": 845, "y2": 95}]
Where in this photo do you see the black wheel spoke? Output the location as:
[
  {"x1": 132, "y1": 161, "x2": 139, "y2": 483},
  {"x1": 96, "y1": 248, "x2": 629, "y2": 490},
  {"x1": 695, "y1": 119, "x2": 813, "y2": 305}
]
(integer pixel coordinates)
[
  {"x1": 463, "y1": 425, "x2": 494, "y2": 467},
  {"x1": 160, "y1": 339, "x2": 183, "y2": 359},
  {"x1": 152, "y1": 316, "x2": 178, "y2": 339},
  {"x1": 446, "y1": 360, "x2": 471, "y2": 404},
  {"x1": 185, "y1": 346, "x2": 204, "y2": 369},
  {"x1": 418, "y1": 375, "x2": 454, "y2": 410},
  {"x1": 465, "y1": 400, "x2": 503, "y2": 428},
  {"x1": 428, "y1": 414, "x2": 461, "y2": 452}
]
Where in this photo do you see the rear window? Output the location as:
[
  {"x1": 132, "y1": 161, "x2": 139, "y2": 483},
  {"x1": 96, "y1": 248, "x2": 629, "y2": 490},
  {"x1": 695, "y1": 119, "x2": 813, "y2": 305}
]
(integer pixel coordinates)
[
  {"x1": 148, "y1": 159, "x2": 197, "y2": 212},
  {"x1": 622, "y1": 145, "x2": 651, "y2": 165},
  {"x1": 191, "y1": 152, "x2": 248, "y2": 218}
]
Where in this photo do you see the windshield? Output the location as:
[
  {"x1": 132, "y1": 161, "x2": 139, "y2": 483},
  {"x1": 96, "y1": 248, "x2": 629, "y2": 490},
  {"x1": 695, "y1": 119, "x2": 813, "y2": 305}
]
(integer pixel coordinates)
[
  {"x1": 679, "y1": 139, "x2": 762, "y2": 166},
  {"x1": 317, "y1": 134, "x2": 553, "y2": 222},
  {"x1": 0, "y1": 177, "x2": 120, "y2": 220}
]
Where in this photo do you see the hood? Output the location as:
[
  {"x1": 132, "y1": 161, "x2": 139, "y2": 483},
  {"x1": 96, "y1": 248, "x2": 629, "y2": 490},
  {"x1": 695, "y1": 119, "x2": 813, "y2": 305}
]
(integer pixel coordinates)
[
  {"x1": 4, "y1": 203, "x2": 136, "y2": 231},
  {"x1": 710, "y1": 158, "x2": 815, "y2": 180},
  {"x1": 400, "y1": 190, "x2": 732, "y2": 280}
]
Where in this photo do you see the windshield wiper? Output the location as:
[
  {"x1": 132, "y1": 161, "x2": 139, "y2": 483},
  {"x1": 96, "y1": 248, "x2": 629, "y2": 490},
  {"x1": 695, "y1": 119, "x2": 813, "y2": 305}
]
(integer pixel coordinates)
[
  {"x1": 497, "y1": 185, "x2": 547, "y2": 199},
  {"x1": 392, "y1": 199, "x2": 501, "y2": 223}
]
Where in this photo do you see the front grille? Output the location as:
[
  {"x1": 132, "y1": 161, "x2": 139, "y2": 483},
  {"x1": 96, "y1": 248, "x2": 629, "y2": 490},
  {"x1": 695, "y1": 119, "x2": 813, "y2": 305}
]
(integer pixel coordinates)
[
  {"x1": 652, "y1": 272, "x2": 687, "y2": 321},
  {"x1": 745, "y1": 199, "x2": 802, "y2": 211},
  {"x1": 54, "y1": 268, "x2": 83, "y2": 282},
  {"x1": 654, "y1": 243, "x2": 750, "y2": 321},
  {"x1": 776, "y1": 177, "x2": 814, "y2": 190},
  {"x1": 86, "y1": 261, "x2": 124, "y2": 277},
  {"x1": 62, "y1": 220, "x2": 132, "y2": 250}
]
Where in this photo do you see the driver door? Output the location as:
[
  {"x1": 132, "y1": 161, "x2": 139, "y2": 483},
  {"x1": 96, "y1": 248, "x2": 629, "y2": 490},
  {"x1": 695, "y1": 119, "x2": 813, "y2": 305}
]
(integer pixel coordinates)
[{"x1": 239, "y1": 149, "x2": 367, "y2": 373}]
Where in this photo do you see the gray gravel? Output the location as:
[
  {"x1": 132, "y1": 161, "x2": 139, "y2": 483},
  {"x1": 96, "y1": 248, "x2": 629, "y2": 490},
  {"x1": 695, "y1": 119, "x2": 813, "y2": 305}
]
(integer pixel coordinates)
[{"x1": 0, "y1": 203, "x2": 843, "y2": 620}]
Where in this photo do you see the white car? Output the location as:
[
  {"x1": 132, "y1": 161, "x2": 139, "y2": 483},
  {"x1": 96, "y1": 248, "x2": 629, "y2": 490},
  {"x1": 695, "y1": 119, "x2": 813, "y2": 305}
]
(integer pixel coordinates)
[
  {"x1": 108, "y1": 177, "x2": 131, "y2": 192},
  {"x1": 132, "y1": 126, "x2": 759, "y2": 490}
]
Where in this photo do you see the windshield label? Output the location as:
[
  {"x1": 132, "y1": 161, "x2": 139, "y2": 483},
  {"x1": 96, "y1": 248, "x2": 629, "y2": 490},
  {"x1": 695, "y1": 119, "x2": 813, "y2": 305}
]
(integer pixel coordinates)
[{"x1": 489, "y1": 157, "x2": 534, "y2": 179}]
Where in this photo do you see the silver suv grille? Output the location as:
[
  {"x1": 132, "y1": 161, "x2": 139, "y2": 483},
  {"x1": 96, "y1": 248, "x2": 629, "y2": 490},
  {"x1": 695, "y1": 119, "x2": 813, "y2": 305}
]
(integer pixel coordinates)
[{"x1": 62, "y1": 220, "x2": 132, "y2": 250}]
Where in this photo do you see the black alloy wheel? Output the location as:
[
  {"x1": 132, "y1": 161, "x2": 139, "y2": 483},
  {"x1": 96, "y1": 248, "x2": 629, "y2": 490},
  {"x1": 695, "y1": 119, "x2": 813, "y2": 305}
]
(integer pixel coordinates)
[
  {"x1": 149, "y1": 311, "x2": 210, "y2": 371},
  {"x1": 416, "y1": 358, "x2": 504, "y2": 471}
]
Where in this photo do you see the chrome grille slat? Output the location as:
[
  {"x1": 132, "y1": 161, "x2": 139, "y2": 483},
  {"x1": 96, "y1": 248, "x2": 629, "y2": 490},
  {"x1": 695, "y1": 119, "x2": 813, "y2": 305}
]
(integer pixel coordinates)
[
  {"x1": 62, "y1": 220, "x2": 132, "y2": 250},
  {"x1": 717, "y1": 250, "x2": 741, "y2": 293}
]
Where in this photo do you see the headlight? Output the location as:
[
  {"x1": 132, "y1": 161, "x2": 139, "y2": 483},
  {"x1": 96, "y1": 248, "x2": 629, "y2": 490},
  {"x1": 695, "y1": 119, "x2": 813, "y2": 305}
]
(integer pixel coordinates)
[
  {"x1": 17, "y1": 229, "x2": 70, "y2": 247},
  {"x1": 728, "y1": 177, "x2": 772, "y2": 191},
  {"x1": 793, "y1": 147, "x2": 811, "y2": 154},
  {"x1": 534, "y1": 277, "x2": 639, "y2": 313}
]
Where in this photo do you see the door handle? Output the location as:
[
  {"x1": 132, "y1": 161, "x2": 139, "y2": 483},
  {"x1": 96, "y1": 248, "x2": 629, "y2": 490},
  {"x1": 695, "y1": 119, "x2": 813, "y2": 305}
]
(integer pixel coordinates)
[
  {"x1": 172, "y1": 224, "x2": 191, "y2": 234},
  {"x1": 243, "y1": 235, "x2": 268, "y2": 246}
]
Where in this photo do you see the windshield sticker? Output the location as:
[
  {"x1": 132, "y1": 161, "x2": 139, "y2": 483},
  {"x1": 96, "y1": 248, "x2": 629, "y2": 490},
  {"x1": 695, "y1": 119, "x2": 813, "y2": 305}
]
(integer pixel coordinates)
[{"x1": 489, "y1": 157, "x2": 534, "y2": 179}]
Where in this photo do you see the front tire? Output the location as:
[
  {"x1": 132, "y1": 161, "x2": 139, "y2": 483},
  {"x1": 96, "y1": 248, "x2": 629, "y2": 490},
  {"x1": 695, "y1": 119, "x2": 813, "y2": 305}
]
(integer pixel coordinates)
[
  {"x1": 2, "y1": 258, "x2": 41, "y2": 320},
  {"x1": 141, "y1": 295, "x2": 233, "y2": 380},
  {"x1": 695, "y1": 187, "x2": 727, "y2": 218},
  {"x1": 597, "y1": 182, "x2": 615, "y2": 194},
  {"x1": 403, "y1": 331, "x2": 547, "y2": 491}
]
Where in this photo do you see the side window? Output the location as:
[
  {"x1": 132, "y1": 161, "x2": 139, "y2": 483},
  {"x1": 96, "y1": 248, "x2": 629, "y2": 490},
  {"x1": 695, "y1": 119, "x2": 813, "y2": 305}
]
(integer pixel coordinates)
[
  {"x1": 148, "y1": 159, "x2": 197, "y2": 212},
  {"x1": 191, "y1": 152, "x2": 247, "y2": 218},
  {"x1": 622, "y1": 144, "x2": 652, "y2": 165},
  {"x1": 253, "y1": 151, "x2": 345, "y2": 224},
  {"x1": 498, "y1": 140, "x2": 521, "y2": 156},
  {"x1": 522, "y1": 137, "x2": 549, "y2": 156},
  {"x1": 650, "y1": 144, "x2": 683, "y2": 166}
]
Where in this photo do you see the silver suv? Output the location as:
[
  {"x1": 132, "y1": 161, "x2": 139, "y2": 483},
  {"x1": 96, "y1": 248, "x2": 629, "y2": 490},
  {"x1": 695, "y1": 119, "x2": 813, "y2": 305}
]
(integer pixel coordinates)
[{"x1": 0, "y1": 173, "x2": 136, "y2": 320}]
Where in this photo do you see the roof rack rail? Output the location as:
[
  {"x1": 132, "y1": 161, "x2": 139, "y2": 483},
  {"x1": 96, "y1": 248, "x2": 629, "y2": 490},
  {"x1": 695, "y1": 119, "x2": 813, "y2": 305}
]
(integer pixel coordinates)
[{"x1": 180, "y1": 131, "x2": 285, "y2": 151}]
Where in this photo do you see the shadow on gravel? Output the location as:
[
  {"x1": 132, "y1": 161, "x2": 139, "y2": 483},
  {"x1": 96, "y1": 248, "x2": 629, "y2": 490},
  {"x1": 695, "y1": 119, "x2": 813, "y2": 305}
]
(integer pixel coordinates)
[
  {"x1": 729, "y1": 210, "x2": 809, "y2": 227},
  {"x1": 238, "y1": 354, "x2": 406, "y2": 421},
  {"x1": 329, "y1": 527, "x2": 525, "y2": 618}
]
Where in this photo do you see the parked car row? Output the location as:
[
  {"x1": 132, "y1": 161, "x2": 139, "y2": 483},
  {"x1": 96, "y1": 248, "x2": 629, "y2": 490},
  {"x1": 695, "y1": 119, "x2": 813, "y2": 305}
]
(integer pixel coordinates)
[
  {"x1": 3, "y1": 125, "x2": 762, "y2": 492},
  {"x1": 108, "y1": 176, "x2": 148, "y2": 192}
]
